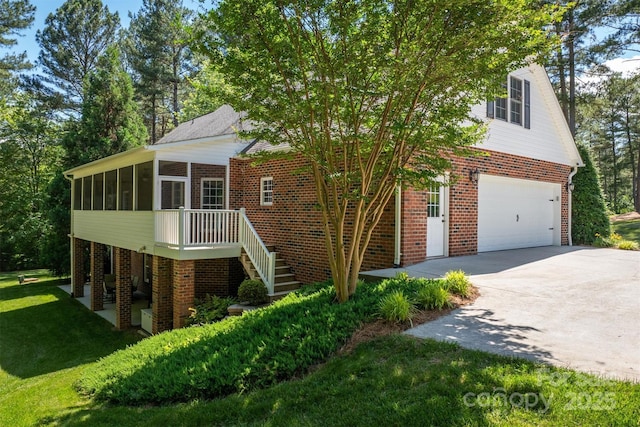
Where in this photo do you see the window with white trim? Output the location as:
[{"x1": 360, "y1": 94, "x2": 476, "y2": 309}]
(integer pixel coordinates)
[
  {"x1": 201, "y1": 178, "x2": 224, "y2": 209},
  {"x1": 487, "y1": 76, "x2": 530, "y2": 129},
  {"x1": 260, "y1": 177, "x2": 273, "y2": 206}
]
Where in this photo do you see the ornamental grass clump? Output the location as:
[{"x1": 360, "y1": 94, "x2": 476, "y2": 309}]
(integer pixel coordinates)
[
  {"x1": 378, "y1": 291, "x2": 415, "y2": 325},
  {"x1": 443, "y1": 270, "x2": 472, "y2": 297},
  {"x1": 416, "y1": 282, "x2": 452, "y2": 310}
]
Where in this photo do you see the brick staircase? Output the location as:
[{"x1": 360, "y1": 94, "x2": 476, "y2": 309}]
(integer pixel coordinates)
[{"x1": 239, "y1": 246, "x2": 301, "y2": 302}]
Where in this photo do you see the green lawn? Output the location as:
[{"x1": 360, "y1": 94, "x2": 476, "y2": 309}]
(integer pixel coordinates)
[
  {"x1": 613, "y1": 218, "x2": 640, "y2": 245},
  {"x1": 1, "y1": 271, "x2": 639, "y2": 426}
]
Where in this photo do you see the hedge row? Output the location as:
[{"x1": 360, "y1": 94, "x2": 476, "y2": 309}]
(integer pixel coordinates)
[{"x1": 76, "y1": 276, "x2": 442, "y2": 405}]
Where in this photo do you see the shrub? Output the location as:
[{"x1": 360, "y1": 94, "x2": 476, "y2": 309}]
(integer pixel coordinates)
[
  {"x1": 593, "y1": 232, "x2": 623, "y2": 248},
  {"x1": 617, "y1": 240, "x2": 639, "y2": 251},
  {"x1": 416, "y1": 282, "x2": 452, "y2": 310},
  {"x1": 378, "y1": 291, "x2": 415, "y2": 325},
  {"x1": 443, "y1": 270, "x2": 471, "y2": 297},
  {"x1": 186, "y1": 294, "x2": 236, "y2": 326},
  {"x1": 76, "y1": 276, "x2": 449, "y2": 405},
  {"x1": 572, "y1": 145, "x2": 611, "y2": 245},
  {"x1": 238, "y1": 279, "x2": 268, "y2": 305}
]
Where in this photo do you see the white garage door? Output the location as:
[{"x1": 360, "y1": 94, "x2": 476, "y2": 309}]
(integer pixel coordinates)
[{"x1": 478, "y1": 175, "x2": 560, "y2": 252}]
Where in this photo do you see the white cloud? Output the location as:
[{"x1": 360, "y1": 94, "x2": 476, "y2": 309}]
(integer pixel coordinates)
[{"x1": 602, "y1": 55, "x2": 640, "y2": 77}]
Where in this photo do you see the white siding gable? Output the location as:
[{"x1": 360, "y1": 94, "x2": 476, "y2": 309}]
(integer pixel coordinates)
[{"x1": 471, "y1": 64, "x2": 582, "y2": 167}]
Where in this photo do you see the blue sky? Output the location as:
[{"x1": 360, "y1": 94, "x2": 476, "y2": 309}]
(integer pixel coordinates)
[
  {"x1": 10, "y1": 0, "x2": 206, "y2": 65},
  {"x1": 6, "y1": 1, "x2": 639, "y2": 77}
]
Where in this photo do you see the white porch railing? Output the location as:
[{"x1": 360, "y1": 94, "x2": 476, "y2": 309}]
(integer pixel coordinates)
[
  {"x1": 238, "y1": 208, "x2": 276, "y2": 294},
  {"x1": 154, "y1": 208, "x2": 276, "y2": 294},
  {"x1": 155, "y1": 208, "x2": 241, "y2": 247}
]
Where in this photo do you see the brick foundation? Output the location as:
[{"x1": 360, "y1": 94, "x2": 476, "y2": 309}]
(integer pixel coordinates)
[
  {"x1": 72, "y1": 238, "x2": 86, "y2": 297},
  {"x1": 90, "y1": 242, "x2": 105, "y2": 311},
  {"x1": 152, "y1": 255, "x2": 173, "y2": 333},
  {"x1": 194, "y1": 258, "x2": 245, "y2": 299},
  {"x1": 172, "y1": 259, "x2": 195, "y2": 329},
  {"x1": 114, "y1": 247, "x2": 132, "y2": 330}
]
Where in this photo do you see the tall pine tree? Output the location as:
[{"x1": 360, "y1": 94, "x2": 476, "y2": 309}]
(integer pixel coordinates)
[
  {"x1": 42, "y1": 46, "x2": 146, "y2": 275},
  {"x1": 0, "y1": 0, "x2": 35, "y2": 96},
  {"x1": 123, "y1": 0, "x2": 195, "y2": 143},
  {"x1": 36, "y1": 0, "x2": 119, "y2": 112}
]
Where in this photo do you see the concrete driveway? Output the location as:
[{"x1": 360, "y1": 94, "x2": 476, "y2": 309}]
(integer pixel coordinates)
[{"x1": 365, "y1": 246, "x2": 640, "y2": 382}]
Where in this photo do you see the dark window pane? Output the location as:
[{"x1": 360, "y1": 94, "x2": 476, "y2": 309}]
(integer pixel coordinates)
[
  {"x1": 105, "y1": 170, "x2": 117, "y2": 210},
  {"x1": 159, "y1": 160, "x2": 187, "y2": 177},
  {"x1": 73, "y1": 179, "x2": 82, "y2": 210},
  {"x1": 82, "y1": 176, "x2": 92, "y2": 210},
  {"x1": 136, "y1": 162, "x2": 153, "y2": 211},
  {"x1": 119, "y1": 166, "x2": 133, "y2": 211},
  {"x1": 93, "y1": 173, "x2": 104, "y2": 210}
]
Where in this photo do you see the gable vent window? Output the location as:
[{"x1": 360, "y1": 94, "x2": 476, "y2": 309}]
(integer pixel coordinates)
[
  {"x1": 487, "y1": 76, "x2": 530, "y2": 129},
  {"x1": 260, "y1": 177, "x2": 273, "y2": 206}
]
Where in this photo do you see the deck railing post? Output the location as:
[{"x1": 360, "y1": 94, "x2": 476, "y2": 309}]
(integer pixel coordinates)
[
  {"x1": 267, "y1": 252, "x2": 276, "y2": 294},
  {"x1": 178, "y1": 206, "x2": 185, "y2": 250},
  {"x1": 238, "y1": 208, "x2": 246, "y2": 245}
]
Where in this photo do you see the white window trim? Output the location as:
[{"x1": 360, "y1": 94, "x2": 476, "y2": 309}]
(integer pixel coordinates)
[
  {"x1": 260, "y1": 176, "x2": 274, "y2": 206},
  {"x1": 201, "y1": 178, "x2": 225, "y2": 210}
]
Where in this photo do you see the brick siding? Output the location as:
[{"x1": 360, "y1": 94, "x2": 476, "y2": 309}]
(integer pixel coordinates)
[
  {"x1": 90, "y1": 242, "x2": 105, "y2": 311},
  {"x1": 114, "y1": 247, "x2": 132, "y2": 330},
  {"x1": 230, "y1": 147, "x2": 572, "y2": 283},
  {"x1": 190, "y1": 163, "x2": 226, "y2": 209}
]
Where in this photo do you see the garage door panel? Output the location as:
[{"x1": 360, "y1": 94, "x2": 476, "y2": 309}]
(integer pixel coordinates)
[{"x1": 478, "y1": 175, "x2": 557, "y2": 252}]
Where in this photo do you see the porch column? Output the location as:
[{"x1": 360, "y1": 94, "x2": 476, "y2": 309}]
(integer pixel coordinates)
[
  {"x1": 172, "y1": 259, "x2": 195, "y2": 329},
  {"x1": 72, "y1": 238, "x2": 85, "y2": 297},
  {"x1": 152, "y1": 255, "x2": 173, "y2": 333},
  {"x1": 114, "y1": 247, "x2": 132, "y2": 330},
  {"x1": 90, "y1": 242, "x2": 105, "y2": 311}
]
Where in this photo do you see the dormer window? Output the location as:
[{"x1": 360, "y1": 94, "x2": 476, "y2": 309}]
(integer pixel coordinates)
[{"x1": 487, "y1": 76, "x2": 530, "y2": 129}]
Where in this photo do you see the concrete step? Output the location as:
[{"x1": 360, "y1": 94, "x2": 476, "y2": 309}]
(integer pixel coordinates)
[
  {"x1": 268, "y1": 290, "x2": 296, "y2": 302},
  {"x1": 274, "y1": 273, "x2": 296, "y2": 284},
  {"x1": 274, "y1": 281, "x2": 302, "y2": 292}
]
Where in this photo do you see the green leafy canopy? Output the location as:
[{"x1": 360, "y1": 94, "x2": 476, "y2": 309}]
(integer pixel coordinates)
[{"x1": 196, "y1": 0, "x2": 564, "y2": 300}]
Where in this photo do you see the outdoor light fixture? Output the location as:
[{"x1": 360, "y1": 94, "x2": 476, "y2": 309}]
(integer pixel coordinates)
[{"x1": 469, "y1": 168, "x2": 479, "y2": 184}]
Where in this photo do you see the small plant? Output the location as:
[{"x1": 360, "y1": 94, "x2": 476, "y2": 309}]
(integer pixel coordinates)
[
  {"x1": 617, "y1": 240, "x2": 639, "y2": 251},
  {"x1": 443, "y1": 270, "x2": 471, "y2": 297},
  {"x1": 378, "y1": 291, "x2": 415, "y2": 325},
  {"x1": 594, "y1": 232, "x2": 623, "y2": 248},
  {"x1": 187, "y1": 294, "x2": 236, "y2": 326},
  {"x1": 395, "y1": 271, "x2": 409, "y2": 281},
  {"x1": 416, "y1": 282, "x2": 452, "y2": 310},
  {"x1": 238, "y1": 279, "x2": 268, "y2": 305}
]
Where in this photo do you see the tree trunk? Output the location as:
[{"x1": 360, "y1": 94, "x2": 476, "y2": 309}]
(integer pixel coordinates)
[{"x1": 567, "y1": 10, "x2": 576, "y2": 137}]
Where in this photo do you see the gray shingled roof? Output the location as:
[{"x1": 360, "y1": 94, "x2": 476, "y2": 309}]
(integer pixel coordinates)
[
  {"x1": 155, "y1": 105, "x2": 252, "y2": 145},
  {"x1": 242, "y1": 139, "x2": 291, "y2": 155}
]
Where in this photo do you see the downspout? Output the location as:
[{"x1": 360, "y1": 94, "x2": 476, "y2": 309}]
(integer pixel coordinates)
[
  {"x1": 64, "y1": 172, "x2": 75, "y2": 293},
  {"x1": 567, "y1": 166, "x2": 578, "y2": 246},
  {"x1": 393, "y1": 185, "x2": 402, "y2": 267}
]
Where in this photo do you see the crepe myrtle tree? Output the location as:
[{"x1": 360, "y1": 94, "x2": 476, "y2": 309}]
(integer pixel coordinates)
[{"x1": 196, "y1": 0, "x2": 563, "y2": 302}]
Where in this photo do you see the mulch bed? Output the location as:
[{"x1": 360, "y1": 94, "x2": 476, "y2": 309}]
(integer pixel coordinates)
[{"x1": 338, "y1": 285, "x2": 480, "y2": 354}]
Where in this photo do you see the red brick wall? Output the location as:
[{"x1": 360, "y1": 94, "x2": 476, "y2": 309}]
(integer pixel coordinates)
[
  {"x1": 72, "y1": 238, "x2": 86, "y2": 297},
  {"x1": 230, "y1": 155, "x2": 395, "y2": 284},
  {"x1": 190, "y1": 163, "x2": 226, "y2": 209},
  {"x1": 194, "y1": 258, "x2": 244, "y2": 298},
  {"x1": 152, "y1": 255, "x2": 173, "y2": 333},
  {"x1": 230, "y1": 147, "x2": 573, "y2": 282},
  {"x1": 90, "y1": 242, "x2": 105, "y2": 311},
  {"x1": 114, "y1": 247, "x2": 132, "y2": 330},
  {"x1": 172, "y1": 259, "x2": 195, "y2": 329}
]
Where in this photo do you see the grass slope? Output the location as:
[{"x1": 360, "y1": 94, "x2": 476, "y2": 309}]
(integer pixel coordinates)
[
  {"x1": 1, "y1": 271, "x2": 639, "y2": 426},
  {"x1": 612, "y1": 218, "x2": 640, "y2": 245}
]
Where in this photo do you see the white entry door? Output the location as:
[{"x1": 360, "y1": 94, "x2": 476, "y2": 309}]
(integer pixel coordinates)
[{"x1": 427, "y1": 184, "x2": 446, "y2": 257}]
